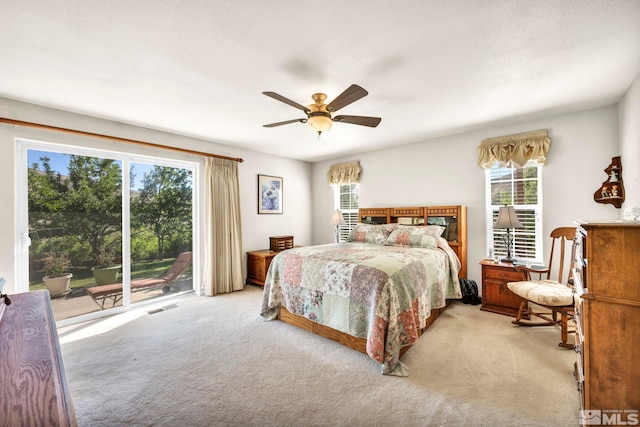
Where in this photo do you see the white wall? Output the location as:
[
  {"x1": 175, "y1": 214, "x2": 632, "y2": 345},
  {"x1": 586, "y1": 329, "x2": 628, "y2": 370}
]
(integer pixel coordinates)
[
  {"x1": 0, "y1": 98, "x2": 312, "y2": 294},
  {"x1": 311, "y1": 105, "x2": 623, "y2": 286},
  {"x1": 620, "y1": 72, "x2": 640, "y2": 215},
  {"x1": 2, "y1": 95, "x2": 635, "y2": 296}
]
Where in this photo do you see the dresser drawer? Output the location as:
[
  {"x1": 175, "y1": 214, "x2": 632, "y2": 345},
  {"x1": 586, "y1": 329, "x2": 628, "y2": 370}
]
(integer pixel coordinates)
[{"x1": 483, "y1": 266, "x2": 524, "y2": 281}]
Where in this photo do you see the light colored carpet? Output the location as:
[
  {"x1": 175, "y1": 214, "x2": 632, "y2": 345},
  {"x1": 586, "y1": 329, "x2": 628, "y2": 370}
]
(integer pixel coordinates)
[{"x1": 59, "y1": 285, "x2": 579, "y2": 426}]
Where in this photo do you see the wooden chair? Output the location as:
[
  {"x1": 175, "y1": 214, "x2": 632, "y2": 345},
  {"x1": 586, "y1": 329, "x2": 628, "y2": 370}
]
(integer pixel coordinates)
[{"x1": 506, "y1": 227, "x2": 576, "y2": 349}]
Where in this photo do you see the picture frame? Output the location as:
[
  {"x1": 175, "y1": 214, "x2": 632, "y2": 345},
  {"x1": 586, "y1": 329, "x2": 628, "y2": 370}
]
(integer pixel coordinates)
[{"x1": 258, "y1": 174, "x2": 283, "y2": 214}]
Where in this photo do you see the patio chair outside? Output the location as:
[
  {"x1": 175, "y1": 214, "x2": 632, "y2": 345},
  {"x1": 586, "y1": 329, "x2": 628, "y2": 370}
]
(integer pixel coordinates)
[{"x1": 86, "y1": 252, "x2": 192, "y2": 308}]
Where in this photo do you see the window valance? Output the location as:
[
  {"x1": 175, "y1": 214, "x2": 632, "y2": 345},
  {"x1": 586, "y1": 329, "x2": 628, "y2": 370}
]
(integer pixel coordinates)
[
  {"x1": 327, "y1": 160, "x2": 361, "y2": 185},
  {"x1": 477, "y1": 129, "x2": 550, "y2": 169}
]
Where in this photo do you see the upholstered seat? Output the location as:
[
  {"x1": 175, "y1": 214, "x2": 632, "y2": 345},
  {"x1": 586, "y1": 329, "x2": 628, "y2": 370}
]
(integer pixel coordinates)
[
  {"x1": 507, "y1": 280, "x2": 573, "y2": 307},
  {"x1": 506, "y1": 227, "x2": 577, "y2": 349}
]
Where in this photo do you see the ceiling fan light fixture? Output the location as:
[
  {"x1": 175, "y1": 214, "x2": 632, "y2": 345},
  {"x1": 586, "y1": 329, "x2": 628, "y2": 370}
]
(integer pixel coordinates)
[
  {"x1": 306, "y1": 111, "x2": 333, "y2": 135},
  {"x1": 262, "y1": 85, "x2": 381, "y2": 135}
]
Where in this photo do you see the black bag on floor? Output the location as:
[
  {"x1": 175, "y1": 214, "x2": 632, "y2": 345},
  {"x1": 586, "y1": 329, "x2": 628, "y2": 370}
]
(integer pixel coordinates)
[{"x1": 459, "y1": 278, "x2": 482, "y2": 306}]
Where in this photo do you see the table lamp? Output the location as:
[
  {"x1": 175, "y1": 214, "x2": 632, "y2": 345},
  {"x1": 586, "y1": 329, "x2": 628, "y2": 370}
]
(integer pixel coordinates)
[
  {"x1": 330, "y1": 210, "x2": 346, "y2": 243},
  {"x1": 494, "y1": 205, "x2": 523, "y2": 263}
]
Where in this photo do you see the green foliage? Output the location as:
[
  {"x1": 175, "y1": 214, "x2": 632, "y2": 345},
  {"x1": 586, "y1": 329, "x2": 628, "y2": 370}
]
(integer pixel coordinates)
[
  {"x1": 41, "y1": 251, "x2": 72, "y2": 278},
  {"x1": 28, "y1": 155, "x2": 192, "y2": 275},
  {"x1": 131, "y1": 166, "x2": 192, "y2": 259},
  {"x1": 131, "y1": 228, "x2": 159, "y2": 261},
  {"x1": 29, "y1": 155, "x2": 122, "y2": 267}
]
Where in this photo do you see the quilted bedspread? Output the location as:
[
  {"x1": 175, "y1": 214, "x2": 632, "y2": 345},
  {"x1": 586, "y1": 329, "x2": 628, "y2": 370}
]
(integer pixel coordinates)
[{"x1": 260, "y1": 239, "x2": 462, "y2": 376}]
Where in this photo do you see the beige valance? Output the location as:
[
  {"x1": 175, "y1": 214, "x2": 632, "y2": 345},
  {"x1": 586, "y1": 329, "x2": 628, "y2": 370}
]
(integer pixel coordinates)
[
  {"x1": 477, "y1": 129, "x2": 550, "y2": 169},
  {"x1": 327, "y1": 160, "x2": 361, "y2": 185}
]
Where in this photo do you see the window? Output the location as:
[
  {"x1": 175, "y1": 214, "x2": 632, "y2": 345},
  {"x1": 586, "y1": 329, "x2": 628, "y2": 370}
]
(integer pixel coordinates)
[
  {"x1": 333, "y1": 184, "x2": 359, "y2": 242},
  {"x1": 19, "y1": 139, "x2": 197, "y2": 325},
  {"x1": 485, "y1": 164, "x2": 542, "y2": 263}
]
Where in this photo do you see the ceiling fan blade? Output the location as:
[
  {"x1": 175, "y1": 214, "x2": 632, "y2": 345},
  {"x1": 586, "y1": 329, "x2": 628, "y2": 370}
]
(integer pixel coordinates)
[
  {"x1": 263, "y1": 118, "x2": 307, "y2": 128},
  {"x1": 263, "y1": 91, "x2": 310, "y2": 113},
  {"x1": 333, "y1": 115, "x2": 381, "y2": 127},
  {"x1": 326, "y1": 84, "x2": 368, "y2": 112}
]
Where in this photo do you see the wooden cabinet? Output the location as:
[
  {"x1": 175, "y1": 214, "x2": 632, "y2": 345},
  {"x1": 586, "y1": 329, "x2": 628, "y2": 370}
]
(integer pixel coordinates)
[
  {"x1": 0, "y1": 290, "x2": 77, "y2": 425},
  {"x1": 479, "y1": 259, "x2": 526, "y2": 317},
  {"x1": 573, "y1": 222, "x2": 640, "y2": 419},
  {"x1": 246, "y1": 247, "x2": 302, "y2": 286},
  {"x1": 246, "y1": 249, "x2": 278, "y2": 287}
]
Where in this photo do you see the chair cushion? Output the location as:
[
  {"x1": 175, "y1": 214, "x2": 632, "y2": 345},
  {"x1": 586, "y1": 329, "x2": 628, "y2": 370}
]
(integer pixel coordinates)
[{"x1": 507, "y1": 280, "x2": 573, "y2": 306}]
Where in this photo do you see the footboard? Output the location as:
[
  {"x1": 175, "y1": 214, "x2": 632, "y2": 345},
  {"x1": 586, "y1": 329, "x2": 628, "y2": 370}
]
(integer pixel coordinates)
[{"x1": 277, "y1": 300, "x2": 451, "y2": 357}]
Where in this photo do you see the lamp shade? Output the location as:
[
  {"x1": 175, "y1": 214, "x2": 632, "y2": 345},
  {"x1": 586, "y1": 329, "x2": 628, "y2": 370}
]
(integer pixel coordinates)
[
  {"x1": 494, "y1": 206, "x2": 523, "y2": 229},
  {"x1": 330, "y1": 210, "x2": 346, "y2": 225}
]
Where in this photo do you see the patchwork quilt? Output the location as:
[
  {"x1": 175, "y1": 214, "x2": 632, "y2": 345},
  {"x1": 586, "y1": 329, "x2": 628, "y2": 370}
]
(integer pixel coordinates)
[{"x1": 260, "y1": 239, "x2": 461, "y2": 376}]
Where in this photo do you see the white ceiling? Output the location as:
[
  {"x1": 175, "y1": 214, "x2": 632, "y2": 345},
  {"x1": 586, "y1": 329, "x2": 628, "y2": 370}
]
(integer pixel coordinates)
[{"x1": 2, "y1": 1, "x2": 639, "y2": 162}]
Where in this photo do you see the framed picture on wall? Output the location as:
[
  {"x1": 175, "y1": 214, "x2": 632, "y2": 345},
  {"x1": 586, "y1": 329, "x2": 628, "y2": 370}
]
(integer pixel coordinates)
[{"x1": 258, "y1": 174, "x2": 283, "y2": 214}]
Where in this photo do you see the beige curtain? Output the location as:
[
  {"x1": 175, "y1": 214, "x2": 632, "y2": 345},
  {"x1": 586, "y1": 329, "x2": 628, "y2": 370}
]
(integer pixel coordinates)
[
  {"x1": 203, "y1": 157, "x2": 244, "y2": 295},
  {"x1": 327, "y1": 160, "x2": 361, "y2": 185},
  {"x1": 477, "y1": 129, "x2": 551, "y2": 169}
]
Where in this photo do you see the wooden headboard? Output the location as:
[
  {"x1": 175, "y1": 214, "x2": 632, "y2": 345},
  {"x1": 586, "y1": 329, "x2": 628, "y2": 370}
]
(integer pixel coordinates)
[{"x1": 358, "y1": 205, "x2": 467, "y2": 279}]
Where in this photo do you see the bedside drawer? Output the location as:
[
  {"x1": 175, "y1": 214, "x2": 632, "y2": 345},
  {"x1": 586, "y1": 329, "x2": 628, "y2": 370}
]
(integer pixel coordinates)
[{"x1": 483, "y1": 266, "x2": 524, "y2": 281}]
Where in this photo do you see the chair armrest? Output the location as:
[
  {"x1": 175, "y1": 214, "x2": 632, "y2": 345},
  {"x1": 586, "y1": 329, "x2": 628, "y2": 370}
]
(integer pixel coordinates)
[{"x1": 514, "y1": 265, "x2": 549, "y2": 280}]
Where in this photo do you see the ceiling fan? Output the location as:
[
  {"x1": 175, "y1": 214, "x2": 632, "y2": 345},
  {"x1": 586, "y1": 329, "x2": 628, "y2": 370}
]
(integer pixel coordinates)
[{"x1": 262, "y1": 84, "x2": 381, "y2": 136}]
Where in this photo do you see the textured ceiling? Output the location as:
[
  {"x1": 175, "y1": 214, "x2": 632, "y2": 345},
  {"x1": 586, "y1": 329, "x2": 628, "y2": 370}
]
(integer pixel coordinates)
[{"x1": 1, "y1": 1, "x2": 639, "y2": 162}]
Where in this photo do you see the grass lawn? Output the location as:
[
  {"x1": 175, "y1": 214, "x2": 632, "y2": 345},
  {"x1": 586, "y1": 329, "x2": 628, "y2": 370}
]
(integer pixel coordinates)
[{"x1": 29, "y1": 258, "x2": 188, "y2": 292}]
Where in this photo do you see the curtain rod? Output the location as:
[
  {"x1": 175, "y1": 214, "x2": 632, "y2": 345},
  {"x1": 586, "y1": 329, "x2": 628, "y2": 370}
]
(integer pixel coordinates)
[{"x1": 0, "y1": 117, "x2": 244, "y2": 163}]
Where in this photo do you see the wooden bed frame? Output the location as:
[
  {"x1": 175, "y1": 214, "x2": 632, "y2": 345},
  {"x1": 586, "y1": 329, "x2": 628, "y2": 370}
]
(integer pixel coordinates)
[
  {"x1": 278, "y1": 303, "x2": 450, "y2": 357},
  {"x1": 276, "y1": 205, "x2": 467, "y2": 357}
]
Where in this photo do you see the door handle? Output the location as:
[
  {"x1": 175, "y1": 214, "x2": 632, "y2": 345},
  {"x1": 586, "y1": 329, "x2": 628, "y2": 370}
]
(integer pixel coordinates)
[{"x1": 21, "y1": 233, "x2": 32, "y2": 250}]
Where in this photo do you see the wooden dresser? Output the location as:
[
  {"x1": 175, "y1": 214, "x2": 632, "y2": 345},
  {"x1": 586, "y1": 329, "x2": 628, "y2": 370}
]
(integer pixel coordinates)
[
  {"x1": 573, "y1": 222, "x2": 640, "y2": 421},
  {"x1": 0, "y1": 290, "x2": 77, "y2": 426}
]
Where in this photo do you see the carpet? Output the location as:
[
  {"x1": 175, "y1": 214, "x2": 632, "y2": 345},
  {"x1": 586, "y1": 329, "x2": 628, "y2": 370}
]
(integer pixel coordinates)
[{"x1": 59, "y1": 285, "x2": 579, "y2": 426}]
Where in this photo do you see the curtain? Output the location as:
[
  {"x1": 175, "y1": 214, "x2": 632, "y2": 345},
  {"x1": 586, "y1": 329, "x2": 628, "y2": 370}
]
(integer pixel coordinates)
[
  {"x1": 203, "y1": 157, "x2": 244, "y2": 295},
  {"x1": 327, "y1": 160, "x2": 361, "y2": 185},
  {"x1": 477, "y1": 129, "x2": 551, "y2": 169}
]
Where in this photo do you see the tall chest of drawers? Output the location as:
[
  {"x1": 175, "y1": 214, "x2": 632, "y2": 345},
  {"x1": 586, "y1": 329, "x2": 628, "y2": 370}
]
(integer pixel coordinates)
[{"x1": 573, "y1": 222, "x2": 640, "y2": 419}]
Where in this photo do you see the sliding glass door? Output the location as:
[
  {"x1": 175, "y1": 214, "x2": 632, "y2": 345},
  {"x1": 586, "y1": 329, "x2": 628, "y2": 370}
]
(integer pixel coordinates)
[{"x1": 20, "y1": 140, "x2": 195, "y2": 323}]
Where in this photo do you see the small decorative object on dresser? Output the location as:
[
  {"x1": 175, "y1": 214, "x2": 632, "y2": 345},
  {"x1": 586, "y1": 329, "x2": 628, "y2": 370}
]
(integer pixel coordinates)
[
  {"x1": 269, "y1": 235, "x2": 294, "y2": 252},
  {"x1": 573, "y1": 222, "x2": 640, "y2": 419},
  {"x1": 594, "y1": 156, "x2": 625, "y2": 208}
]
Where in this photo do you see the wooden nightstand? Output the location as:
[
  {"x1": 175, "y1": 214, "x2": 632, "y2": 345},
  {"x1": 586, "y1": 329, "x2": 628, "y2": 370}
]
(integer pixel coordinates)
[
  {"x1": 246, "y1": 249, "x2": 278, "y2": 287},
  {"x1": 479, "y1": 259, "x2": 527, "y2": 317}
]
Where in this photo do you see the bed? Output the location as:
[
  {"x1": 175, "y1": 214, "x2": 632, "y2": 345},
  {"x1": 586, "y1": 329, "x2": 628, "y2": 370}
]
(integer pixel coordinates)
[{"x1": 260, "y1": 205, "x2": 466, "y2": 376}]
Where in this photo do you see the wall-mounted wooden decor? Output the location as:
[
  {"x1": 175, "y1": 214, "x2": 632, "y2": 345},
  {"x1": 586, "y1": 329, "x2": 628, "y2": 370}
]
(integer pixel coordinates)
[{"x1": 594, "y1": 156, "x2": 625, "y2": 208}]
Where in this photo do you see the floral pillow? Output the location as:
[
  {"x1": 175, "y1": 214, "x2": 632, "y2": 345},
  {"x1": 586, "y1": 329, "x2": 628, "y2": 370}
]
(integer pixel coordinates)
[
  {"x1": 384, "y1": 225, "x2": 445, "y2": 248},
  {"x1": 346, "y1": 223, "x2": 396, "y2": 245}
]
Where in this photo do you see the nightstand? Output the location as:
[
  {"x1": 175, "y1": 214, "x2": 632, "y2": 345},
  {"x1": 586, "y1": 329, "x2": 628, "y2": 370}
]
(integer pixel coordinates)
[
  {"x1": 246, "y1": 249, "x2": 278, "y2": 287},
  {"x1": 479, "y1": 259, "x2": 527, "y2": 317},
  {"x1": 246, "y1": 246, "x2": 301, "y2": 287}
]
